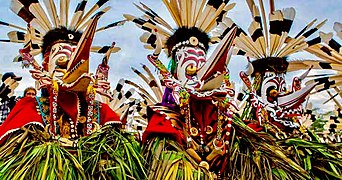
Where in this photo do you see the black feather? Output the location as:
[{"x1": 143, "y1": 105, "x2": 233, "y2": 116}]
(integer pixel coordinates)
[
  {"x1": 319, "y1": 62, "x2": 332, "y2": 69},
  {"x1": 96, "y1": 0, "x2": 109, "y2": 7},
  {"x1": 42, "y1": 27, "x2": 82, "y2": 55},
  {"x1": 74, "y1": 0, "x2": 87, "y2": 12},
  {"x1": 97, "y1": 46, "x2": 111, "y2": 53},
  {"x1": 328, "y1": 39, "x2": 341, "y2": 53},
  {"x1": 207, "y1": 0, "x2": 224, "y2": 9},
  {"x1": 251, "y1": 57, "x2": 289, "y2": 76}
]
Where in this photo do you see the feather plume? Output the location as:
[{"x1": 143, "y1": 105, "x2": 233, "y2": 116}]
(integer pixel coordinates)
[
  {"x1": 269, "y1": 10, "x2": 283, "y2": 56},
  {"x1": 77, "y1": 6, "x2": 111, "y2": 31},
  {"x1": 245, "y1": 0, "x2": 255, "y2": 16},
  {"x1": 257, "y1": 0, "x2": 269, "y2": 55},
  {"x1": 11, "y1": 0, "x2": 48, "y2": 33},
  {"x1": 96, "y1": 20, "x2": 126, "y2": 32},
  {"x1": 138, "y1": 2, "x2": 173, "y2": 31},
  {"x1": 42, "y1": 0, "x2": 59, "y2": 27},
  {"x1": 294, "y1": 19, "x2": 317, "y2": 38},
  {"x1": 7, "y1": 31, "x2": 25, "y2": 43},
  {"x1": 306, "y1": 44, "x2": 341, "y2": 64},
  {"x1": 162, "y1": 0, "x2": 181, "y2": 26},
  {"x1": 112, "y1": 88, "x2": 135, "y2": 110},
  {"x1": 277, "y1": 20, "x2": 327, "y2": 57},
  {"x1": 75, "y1": 0, "x2": 109, "y2": 29},
  {"x1": 0, "y1": 20, "x2": 26, "y2": 31},
  {"x1": 334, "y1": 22, "x2": 342, "y2": 40},
  {"x1": 70, "y1": 0, "x2": 88, "y2": 29},
  {"x1": 112, "y1": 78, "x2": 124, "y2": 102},
  {"x1": 19, "y1": 0, "x2": 52, "y2": 30},
  {"x1": 141, "y1": 64, "x2": 164, "y2": 101},
  {"x1": 248, "y1": 5, "x2": 265, "y2": 56},
  {"x1": 125, "y1": 79, "x2": 158, "y2": 104}
]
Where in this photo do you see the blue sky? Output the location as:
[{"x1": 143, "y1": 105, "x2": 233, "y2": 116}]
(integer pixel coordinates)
[{"x1": 0, "y1": 0, "x2": 341, "y2": 112}]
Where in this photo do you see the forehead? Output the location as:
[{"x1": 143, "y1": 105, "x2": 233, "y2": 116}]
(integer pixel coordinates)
[
  {"x1": 51, "y1": 42, "x2": 76, "y2": 48},
  {"x1": 178, "y1": 46, "x2": 205, "y2": 51},
  {"x1": 175, "y1": 46, "x2": 206, "y2": 55},
  {"x1": 26, "y1": 89, "x2": 36, "y2": 94}
]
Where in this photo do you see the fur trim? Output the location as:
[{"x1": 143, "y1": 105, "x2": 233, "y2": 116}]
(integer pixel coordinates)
[
  {"x1": 42, "y1": 27, "x2": 82, "y2": 55},
  {"x1": 251, "y1": 57, "x2": 289, "y2": 76},
  {"x1": 103, "y1": 121, "x2": 122, "y2": 126},
  {"x1": 0, "y1": 122, "x2": 44, "y2": 142}
]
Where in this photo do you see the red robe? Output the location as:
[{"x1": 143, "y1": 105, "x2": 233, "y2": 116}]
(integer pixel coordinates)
[
  {"x1": 142, "y1": 94, "x2": 219, "y2": 145},
  {"x1": 0, "y1": 95, "x2": 120, "y2": 144}
]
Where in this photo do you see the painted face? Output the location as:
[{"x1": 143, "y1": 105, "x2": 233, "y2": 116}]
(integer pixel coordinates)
[
  {"x1": 48, "y1": 42, "x2": 76, "y2": 78},
  {"x1": 261, "y1": 72, "x2": 286, "y2": 107},
  {"x1": 25, "y1": 89, "x2": 37, "y2": 98},
  {"x1": 174, "y1": 46, "x2": 206, "y2": 89}
]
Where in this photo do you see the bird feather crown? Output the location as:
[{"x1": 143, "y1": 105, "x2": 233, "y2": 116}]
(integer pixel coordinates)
[
  {"x1": 222, "y1": 0, "x2": 327, "y2": 75},
  {"x1": 124, "y1": 0, "x2": 237, "y2": 58}
]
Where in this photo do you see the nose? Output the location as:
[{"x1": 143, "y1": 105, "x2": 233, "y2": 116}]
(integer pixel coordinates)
[
  {"x1": 269, "y1": 89, "x2": 279, "y2": 98},
  {"x1": 186, "y1": 64, "x2": 197, "y2": 76},
  {"x1": 56, "y1": 56, "x2": 69, "y2": 68}
]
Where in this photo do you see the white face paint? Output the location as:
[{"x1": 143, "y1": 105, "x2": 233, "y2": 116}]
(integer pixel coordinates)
[
  {"x1": 261, "y1": 72, "x2": 286, "y2": 109},
  {"x1": 174, "y1": 46, "x2": 206, "y2": 89},
  {"x1": 48, "y1": 42, "x2": 76, "y2": 78}
]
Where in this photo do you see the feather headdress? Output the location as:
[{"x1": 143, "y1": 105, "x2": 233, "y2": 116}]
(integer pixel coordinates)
[
  {"x1": 0, "y1": 0, "x2": 126, "y2": 65},
  {"x1": 125, "y1": 0, "x2": 237, "y2": 93},
  {"x1": 124, "y1": 0, "x2": 236, "y2": 58},
  {"x1": 300, "y1": 22, "x2": 342, "y2": 107},
  {"x1": 219, "y1": 0, "x2": 326, "y2": 76}
]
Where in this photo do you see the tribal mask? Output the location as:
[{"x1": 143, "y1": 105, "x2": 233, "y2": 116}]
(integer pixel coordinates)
[
  {"x1": 32, "y1": 18, "x2": 99, "y2": 92},
  {"x1": 261, "y1": 72, "x2": 287, "y2": 107},
  {"x1": 47, "y1": 42, "x2": 77, "y2": 79},
  {"x1": 174, "y1": 46, "x2": 206, "y2": 89},
  {"x1": 260, "y1": 71, "x2": 315, "y2": 129}
]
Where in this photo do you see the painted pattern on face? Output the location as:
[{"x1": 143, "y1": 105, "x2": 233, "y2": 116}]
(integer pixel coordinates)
[
  {"x1": 174, "y1": 46, "x2": 206, "y2": 89},
  {"x1": 260, "y1": 72, "x2": 302, "y2": 128},
  {"x1": 48, "y1": 42, "x2": 76, "y2": 78},
  {"x1": 261, "y1": 72, "x2": 286, "y2": 108}
]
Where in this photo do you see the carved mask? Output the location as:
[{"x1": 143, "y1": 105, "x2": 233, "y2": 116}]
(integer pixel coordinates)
[
  {"x1": 174, "y1": 46, "x2": 206, "y2": 89},
  {"x1": 48, "y1": 42, "x2": 76, "y2": 79}
]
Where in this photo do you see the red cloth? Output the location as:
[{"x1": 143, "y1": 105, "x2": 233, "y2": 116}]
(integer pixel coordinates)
[
  {"x1": 56, "y1": 91, "x2": 120, "y2": 125},
  {"x1": 57, "y1": 91, "x2": 79, "y2": 123},
  {"x1": 142, "y1": 95, "x2": 219, "y2": 144},
  {"x1": 0, "y1": 95, "x2": 120, "y2": 144},
  {"x1": 142, "y1": 112, "x2": 184, "y2": 144},
  {"x1": 247, "y1": 123, "x2": 264, "y2": 132},
  {"x1": 0, "y1": 97, "x2": 43, "y2": 144},
  {"x1": 101, "y1": 103, "x2": 121, "y2": 125}
]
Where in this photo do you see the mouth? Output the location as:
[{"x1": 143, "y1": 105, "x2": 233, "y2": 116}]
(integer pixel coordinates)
[
  {"x1": 54, "y1": 68, "x2": 67, "y2": 79},
  {"x1": 57, "y1": 73, "x2": 93, "y2": 92},
  {"x1": 59, "y1": 59, "x2": 91, "y2": 91},
  {"x1": 277, "y1": 106, "x2": 302, "y2": 119}
]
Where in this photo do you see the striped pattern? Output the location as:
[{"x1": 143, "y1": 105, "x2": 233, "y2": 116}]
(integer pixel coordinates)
[
  {"x1": 123, "y1": 64, "x2": 165, "y2": 132},
  {"x1": 229, "y1": 1, "x2": 325, "y2": 60},
  {"x1": 302, "y1": 22, "x2": 342, "y2": 106}
]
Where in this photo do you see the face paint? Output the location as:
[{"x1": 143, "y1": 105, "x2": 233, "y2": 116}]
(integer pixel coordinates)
[
  {"x1": 48, "y1": 42, "x2": 76, "y2": 78},
  {"x1": 174, "y1": 46, "x2": 206, "y2": 89},
  {"x1": 261, "y1": 72, "x2": 286, "y2": 107}
]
